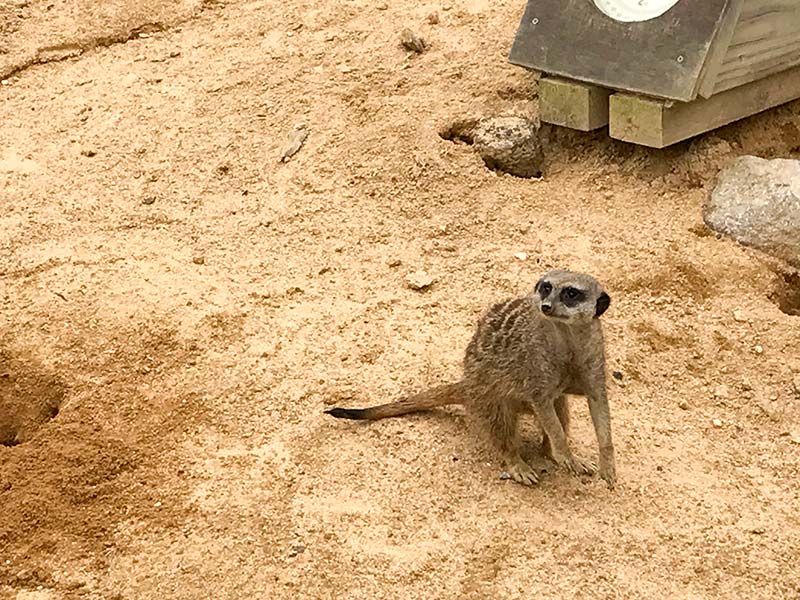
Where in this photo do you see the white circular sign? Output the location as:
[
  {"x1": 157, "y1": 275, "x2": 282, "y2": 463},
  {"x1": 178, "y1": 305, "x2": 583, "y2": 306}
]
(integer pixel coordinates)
[{"x1": 593, "y1": 0, "x2": 682, "y2": 22}]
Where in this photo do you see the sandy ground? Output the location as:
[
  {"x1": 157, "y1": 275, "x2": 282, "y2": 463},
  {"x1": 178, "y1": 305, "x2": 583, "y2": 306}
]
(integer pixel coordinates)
[{"x1": 1, "y1": 0, "x2": 800, "y2": 598}]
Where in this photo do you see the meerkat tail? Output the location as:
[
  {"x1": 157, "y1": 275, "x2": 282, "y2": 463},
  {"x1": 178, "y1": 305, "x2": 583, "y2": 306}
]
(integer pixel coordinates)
[{"x1": 324, "y1": 381, "x2": 466, "y2": 421}]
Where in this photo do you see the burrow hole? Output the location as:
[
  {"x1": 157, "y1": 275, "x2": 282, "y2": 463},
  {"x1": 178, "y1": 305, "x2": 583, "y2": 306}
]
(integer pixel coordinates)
[
  {"x1": 770, "y1": 270, "x2": 800, "y2": 316},
  {"x1": 438, "y1": 119, "x2": 476, "y2": 145},
  {"x1": 0, "y1": 356, "x2": 65, "y2": 447}
]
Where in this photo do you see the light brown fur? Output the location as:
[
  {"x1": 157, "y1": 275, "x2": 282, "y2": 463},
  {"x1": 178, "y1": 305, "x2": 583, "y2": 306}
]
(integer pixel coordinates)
[{"x1": 325, "y1": 269, "x2": 616, "y2": 488}]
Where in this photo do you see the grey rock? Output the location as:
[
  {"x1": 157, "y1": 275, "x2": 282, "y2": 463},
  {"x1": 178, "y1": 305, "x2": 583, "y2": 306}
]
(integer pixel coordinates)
[
  {"x1": 471, "y1": 116, "x2": 544, "y2": 178},
  {"x1": 704, "y1": 156, "x2": 800, "y2": 267},
  {"x1": 400, "y1": 28, "x2": 426, "y2": 53}
]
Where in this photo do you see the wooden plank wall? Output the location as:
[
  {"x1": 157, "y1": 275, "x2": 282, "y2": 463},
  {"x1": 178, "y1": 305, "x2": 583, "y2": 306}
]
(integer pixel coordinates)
[{"x1": 712, "y1": 0, "x2": 800, "y2": 94}]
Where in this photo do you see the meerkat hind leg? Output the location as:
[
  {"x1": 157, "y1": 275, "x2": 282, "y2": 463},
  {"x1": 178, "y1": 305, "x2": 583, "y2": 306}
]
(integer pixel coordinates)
[
  {"x1": 474, "y1": 395, "x2": 539, "y2": 486},
  {"x1": 542, "y1": 396, "x2": 597, "y2": 476}
]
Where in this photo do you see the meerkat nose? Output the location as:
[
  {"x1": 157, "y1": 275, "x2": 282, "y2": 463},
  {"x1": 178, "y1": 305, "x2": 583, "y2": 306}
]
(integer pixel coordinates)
[{"x1": 541, "y1": 304, "x2": 552, "y2": 314}]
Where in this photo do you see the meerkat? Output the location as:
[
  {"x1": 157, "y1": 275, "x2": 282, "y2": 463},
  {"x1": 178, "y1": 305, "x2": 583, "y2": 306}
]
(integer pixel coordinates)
[{"x1": 325, "y1": 269, "x2": 616, "y2": 488}]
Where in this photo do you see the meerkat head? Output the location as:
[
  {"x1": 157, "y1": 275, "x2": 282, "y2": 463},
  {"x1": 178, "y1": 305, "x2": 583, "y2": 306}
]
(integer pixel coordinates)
[{"x1": 532, "y1": 270, "x2": 610, "y2": 324}]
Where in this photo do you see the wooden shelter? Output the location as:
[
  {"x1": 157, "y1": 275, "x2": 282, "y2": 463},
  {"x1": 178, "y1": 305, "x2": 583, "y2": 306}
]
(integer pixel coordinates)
[{"x1": 508, "y1": 0, "x2": 800, "y2": 147}]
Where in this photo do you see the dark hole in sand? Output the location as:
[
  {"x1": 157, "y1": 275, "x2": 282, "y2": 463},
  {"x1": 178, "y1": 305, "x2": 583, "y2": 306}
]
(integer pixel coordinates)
[{"x1": 0, "y1": 353, "x2": 65, "y2": 447}]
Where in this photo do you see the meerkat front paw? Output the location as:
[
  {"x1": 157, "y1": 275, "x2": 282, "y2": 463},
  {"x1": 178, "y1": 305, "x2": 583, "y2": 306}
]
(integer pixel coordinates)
[
  {"x1": 573, "y1": 455, "x2": 598, "y2": 475},
  {"x1": 599, "y1": 461, "x2": 616, "y2": 488},
  {"x1": 551, "y1": 453, "x2": 593, "y2": 477},
  {"x1": 506, "y1": 460, "x2": 540, "y2": 486},
  {"x1": 551, "y1": 456, "x2": 576, "y2": 475}
]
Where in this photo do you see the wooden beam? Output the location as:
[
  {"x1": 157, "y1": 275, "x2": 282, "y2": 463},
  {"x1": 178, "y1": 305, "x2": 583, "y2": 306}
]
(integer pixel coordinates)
[
  {"x1": 538, "y1": 76, "x2": 611, "y2": 132},
  {"x1": 608, "y1": 64, "x2": 800, "y2": 148}
]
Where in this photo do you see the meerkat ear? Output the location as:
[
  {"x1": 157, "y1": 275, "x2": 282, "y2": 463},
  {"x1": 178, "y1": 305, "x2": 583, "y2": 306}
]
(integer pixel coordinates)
[{"x1": 595, "y1": 292, "x2": 611, "y2": 318}]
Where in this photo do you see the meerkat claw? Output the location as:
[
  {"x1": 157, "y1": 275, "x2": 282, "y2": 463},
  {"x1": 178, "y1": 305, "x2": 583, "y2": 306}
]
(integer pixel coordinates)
[
  {"x1": 507, "y1": 460, "x2": 540, "y2": 486},
  {"x1": 574, "y1": 456, "x2": 598, "y2": 475},
  {"x1": 553, "y1": 455, "x2": 594, "y2": 477},
  {"x1": 564, "y1": 459, "x2": 581, "y2": 476}
]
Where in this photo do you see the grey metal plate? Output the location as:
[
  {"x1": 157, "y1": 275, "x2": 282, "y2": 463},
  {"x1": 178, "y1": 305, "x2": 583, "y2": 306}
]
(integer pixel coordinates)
[{"x1": 508, "y1": 0, "x2": 732, "y2": 102}]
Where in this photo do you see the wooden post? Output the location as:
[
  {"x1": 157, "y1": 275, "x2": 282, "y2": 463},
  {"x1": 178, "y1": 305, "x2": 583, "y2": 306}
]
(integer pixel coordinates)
[
  {"x1": 538, "y1": 76, "x2": 611, "y2": 131},
  {"x1": 609, "y1": 64, "x2": 800, "y2": 148}
]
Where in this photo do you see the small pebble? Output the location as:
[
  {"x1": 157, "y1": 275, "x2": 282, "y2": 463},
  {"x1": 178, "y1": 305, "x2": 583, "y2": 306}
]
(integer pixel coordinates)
[
  {"x1": 678, "y1": 400, "x2": 689, "y2": 410},
  {"x1": 0, "y1": 80, "x2": 9, "y2": 86},
  {"x1": 400, "y1": 28, "x2": 427, "y2": 53},
  {"x1": 141, "y1": 196, "x2": 156, "y2": 205},
  {"x1": 757, "y1": 397, "x2": 780, "y2": 422},
  {"x1": 192, "y1": 255, "x2": 205, "y2": 265},
  {"x1": 712, "y1": 418, "x2": 723, "y2": 428},
  {"x1": 154, "y1": 501, "x2": 162, "y2": 507},
  {"x1": 612, "y1": 370, "x2": 623, "y2": 381},
  {"x1": 81, "y1": 149, "x2": 97, "y2": 157},
  {"x1": 406, "y1": 270, "x2": 434, "y2": 290},
  {"x1": 387, "y1": 258, "x2": 402, "y2": 268},
  {"x1": 279, "y1": 124, "x2": 309, "y2": 162},
  {"x1": 714, "y1": 385, "x2": 729, "y2": 399},
  {"x1": 513, "y1": 252, "x2": 528, "y2": 261},
  {"x1": 499, "y1": 471, "x2": 511, "y2": 480},
  {"x1": 754, "y1": 345, "x2": 763, "y2": 354},
  {"x1": 733, "y1": 310, "x2": 747, "y2": 323},
  {"x1": 427, "y1": 11, "x2": 439, "y2": 24},
  {"x1": 289, "y1": 544, "x2": 305, "y2": 557},
  {"x1": 377, "y1": 1, "x2": 388, "y2": 9}
]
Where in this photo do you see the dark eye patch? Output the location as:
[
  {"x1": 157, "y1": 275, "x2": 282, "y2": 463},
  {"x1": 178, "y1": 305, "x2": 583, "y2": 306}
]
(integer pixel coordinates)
[
  {"x1": 537, "y1": 281, "x2": 552, "y2": 297},
  {"x1": 560, "y1": 286, "x2": 585, "y2": 306}
]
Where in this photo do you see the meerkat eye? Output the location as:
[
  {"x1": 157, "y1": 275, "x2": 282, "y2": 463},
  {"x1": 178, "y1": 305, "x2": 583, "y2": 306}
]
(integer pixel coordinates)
[
  {"x1": 562, "y1": 287, "x2": 585, "y2": 302},
  {"x1": 538, "y1": 282, "x2": 552, "y2": 296}
]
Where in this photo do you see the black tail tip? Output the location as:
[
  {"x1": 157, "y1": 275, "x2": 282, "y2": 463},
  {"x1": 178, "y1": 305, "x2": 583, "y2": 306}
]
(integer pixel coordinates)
[{"x1": 324, "y1": 407, "x2": 367, "y2": 420}]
